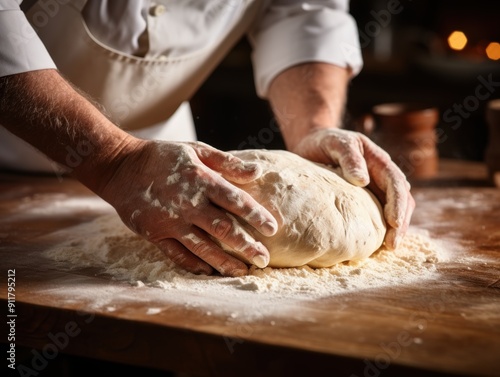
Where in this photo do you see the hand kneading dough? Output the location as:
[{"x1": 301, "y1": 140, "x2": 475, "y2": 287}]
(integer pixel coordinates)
[{"x1": 226, "y1": 149, "x2": 386, "y2": 268}]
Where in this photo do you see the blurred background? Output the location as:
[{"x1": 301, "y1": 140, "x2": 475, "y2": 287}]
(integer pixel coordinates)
[{"x1": 190, "y1": 0, "x2": 500, "y2": 162}]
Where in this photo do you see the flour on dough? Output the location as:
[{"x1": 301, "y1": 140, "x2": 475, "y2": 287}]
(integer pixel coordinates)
[{"x1": 220, "y1": 149, "x2": 386, "y2": 268}]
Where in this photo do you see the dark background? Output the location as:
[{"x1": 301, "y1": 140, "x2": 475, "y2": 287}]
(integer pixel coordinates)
[{"x1": 190, "y1": 0, "x2": 500, "y2": 162}]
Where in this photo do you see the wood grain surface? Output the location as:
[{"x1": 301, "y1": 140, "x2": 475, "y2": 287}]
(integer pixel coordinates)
[{"x1": 1, "y1": 159, "x2": 499, "y2": 377}]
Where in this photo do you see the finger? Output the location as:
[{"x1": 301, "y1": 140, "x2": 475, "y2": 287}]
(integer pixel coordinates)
[
  {"x1": 206, "y1": 175, "x2": 278, "y2": 237},
  {"x1": 362, "y1": 136, "x2": 410, "y2": 229},
  {"x1": 384, "y1": 192, "x2": 416, "y2": 250},
  {"x1": 178, "y1": 228, "x2": 251, "y2": 277},
  {"x1": 323, "y1": 135, "x2": 370, "y2": 186},
  {"x1": 338, "y1": 151, "x2": 370, "y2": 187},
  {"x1": 190, "y1": 142, "x2": 262, "y2": 184},
  {"x1": 184, "y1": 204, "x2": 271, "y2": 268},
  {"x1": 157, "y1": 238, "x2": 214, "y2": 275},
  {"x1": 383, "y1": 165, "x2": 410, "y2": 229}
]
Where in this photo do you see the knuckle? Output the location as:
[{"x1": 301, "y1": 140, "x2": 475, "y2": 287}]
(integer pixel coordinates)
[
  {"x1": 233, "y1": 238, "x2": 253, "y2": 254},
  {"x1": 386, "y1": 162, "x2": 405, "y2": 180},
  {"x1": 211, "y1": 218, "x2": 232, "y2": 240},
  {"x1": 230, "y1": 228, "x2": 257, "y2": 253},
  {"x1": 168, "y1": 251, "x2": 187, "y2": 266},
  {"x1": 190, "y1": 239, "x2": 213, "y2": 258},
  {"x1": 208, "y1": 181, "x2": 225, "y2": 198},
  {"x1": 374, "y1": 147, "x2": 392, "y2": 162},
  {"x1": 160, "y1": 240, "x2": 184, "y2": 261},
  {"x1": 183, "y1": 164, "x2": 204, "y2": 179}
]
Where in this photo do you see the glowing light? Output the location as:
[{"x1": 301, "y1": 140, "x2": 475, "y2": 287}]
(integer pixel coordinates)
[
  {"x1": 447, "y1": 31, "x2": 468, "y2": 51},
  {"x1": 486, "y1": 42, "x2": 500, "y2": 60}
]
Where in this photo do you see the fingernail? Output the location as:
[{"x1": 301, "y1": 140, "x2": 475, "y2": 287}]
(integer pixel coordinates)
[
  {"x1": 393, "y1": 234, "x2": 402, "y2": 249},
  {"x1": 243, "y1": 161, "x2": 258, "y2": 170},
  {"x1": 350, "y1": 169, "x2": 369, "y2": 186},
  {"x1": 261, "y1": 221, "x2": 278, "y2": 236},
  {"x1": 239, "y1": 161, "x2": 256, "y2": 172},
  {"x1": 245, "y1": 162, "x2": 262, "y2": 177},
  {"x1": 252, "y1": 254, "x2": 269, "y2": 269}
]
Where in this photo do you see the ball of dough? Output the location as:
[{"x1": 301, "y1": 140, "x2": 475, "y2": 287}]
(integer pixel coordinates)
[{"x1": 227, "y1": 149, "x2": 386, "y2": 268}]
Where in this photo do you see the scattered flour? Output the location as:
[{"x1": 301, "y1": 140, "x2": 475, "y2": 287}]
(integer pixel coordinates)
[
  {"x1": 11, "y1": 194, "x2": 113, "y2": 218},
  {"x1": 40, "y1": 213, "x2": 448, "y2": 320}
]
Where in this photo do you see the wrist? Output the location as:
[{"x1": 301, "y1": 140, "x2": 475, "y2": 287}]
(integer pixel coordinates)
[
  {"x1": 72, "y1": 130, "x2": 146, "y2": 197},
  {"x1": 268, "y1": 63, "x2": 349, "y2": 152}
]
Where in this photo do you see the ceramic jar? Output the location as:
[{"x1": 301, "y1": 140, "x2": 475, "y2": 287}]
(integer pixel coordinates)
[{"x1": 358, "y1": 102, "x2": 440, "y2": 181}]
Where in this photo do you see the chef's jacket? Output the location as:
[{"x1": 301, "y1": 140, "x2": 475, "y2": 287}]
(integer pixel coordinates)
[{"x1": 0, "y1": 0, "x2": 363, "y2": 171}]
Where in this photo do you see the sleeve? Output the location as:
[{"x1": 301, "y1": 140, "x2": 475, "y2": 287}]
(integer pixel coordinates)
[
  {"x1": 0, "y1": 0, "x2": 57, "y2": 78},
  {"x1": 248, "y1": 0, "x2": 363, "y2": 98}
]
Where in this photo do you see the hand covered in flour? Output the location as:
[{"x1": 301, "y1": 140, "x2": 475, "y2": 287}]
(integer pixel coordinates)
[
  {"x1": 97, "y1": 140, "x2": 278, "y2": 277},
  {"x1": 291, "y1": 128, "x2": 415, "y2": 250}
]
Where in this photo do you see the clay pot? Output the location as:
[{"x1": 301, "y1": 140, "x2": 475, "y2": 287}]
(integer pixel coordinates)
[
  {"x1": 484, "y1": 99, "x2": 500, "y2": 187},
  {"x1": 357, "y1": 102, "x2": 440, "y2": 181}
]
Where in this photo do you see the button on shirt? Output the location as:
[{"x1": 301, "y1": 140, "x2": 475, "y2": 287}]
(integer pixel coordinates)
[
  {"x1": 0, "y1": 0, "x2": 363, "y2": 98},
  {"x1": 149, "y1": 3, "x2": 166, "y2": 17}
]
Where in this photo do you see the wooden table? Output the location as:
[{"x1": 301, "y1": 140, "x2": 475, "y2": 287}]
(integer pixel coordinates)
[{"x1": 1, "y1": 159, "x2": 499, "y2": 377}]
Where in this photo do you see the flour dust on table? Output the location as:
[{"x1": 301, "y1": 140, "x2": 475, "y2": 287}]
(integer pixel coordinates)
[{"x1": 42, "y1": 212, "x2": 446, "y2": 321}]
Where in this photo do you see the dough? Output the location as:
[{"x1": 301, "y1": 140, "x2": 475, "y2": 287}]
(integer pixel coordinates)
[{"x1": 225, "y1": 149, "x2": 386, "y2": 268}]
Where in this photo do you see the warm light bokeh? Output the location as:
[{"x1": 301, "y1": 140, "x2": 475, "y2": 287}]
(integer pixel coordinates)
[
  {"x1": 447, "y1": 31, "x2": 468, "y2": 51},
  {"x1": 486, "y1": 42, "x2": 500, "y2": 60}
]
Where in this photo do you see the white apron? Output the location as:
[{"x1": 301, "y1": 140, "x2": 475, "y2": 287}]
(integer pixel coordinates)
[{"x1": 0, "y1": 0, "x2": 262, "y2": 172}]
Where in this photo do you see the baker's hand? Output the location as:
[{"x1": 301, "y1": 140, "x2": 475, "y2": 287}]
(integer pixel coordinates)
[
  {"x1": 292, "y1": 128, "x2": 415, "y2": 249},
  {"x1": 97, "y1": 140, "x2": 278, "y2": 277}
]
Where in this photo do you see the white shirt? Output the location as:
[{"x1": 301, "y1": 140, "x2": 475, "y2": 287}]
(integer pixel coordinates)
[{"x1": 0, "y1": 0, "x2": 363, "y2": 98}]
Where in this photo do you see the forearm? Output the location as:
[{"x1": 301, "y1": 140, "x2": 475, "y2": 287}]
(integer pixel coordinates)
[
  {"x1": 0, "y1": 69, "x2": 141, "y2": 193},
  {"x1": 267, "y1": 63, "x2": 351, "y2": 151}
]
